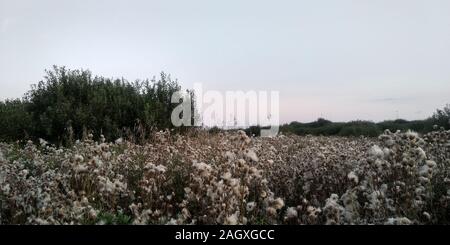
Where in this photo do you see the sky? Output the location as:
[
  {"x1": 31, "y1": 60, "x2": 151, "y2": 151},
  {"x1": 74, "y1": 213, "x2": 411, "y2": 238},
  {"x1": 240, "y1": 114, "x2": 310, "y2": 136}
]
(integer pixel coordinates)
[{"x1": 1, "y1": 0, "x2": 449, "y2": 123}]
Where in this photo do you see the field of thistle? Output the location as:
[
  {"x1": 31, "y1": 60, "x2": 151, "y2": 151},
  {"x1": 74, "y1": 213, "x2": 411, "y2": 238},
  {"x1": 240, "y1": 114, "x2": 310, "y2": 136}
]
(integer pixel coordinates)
[{"x1": 0, "y1": 128, "x2": 449, "y2": 225}]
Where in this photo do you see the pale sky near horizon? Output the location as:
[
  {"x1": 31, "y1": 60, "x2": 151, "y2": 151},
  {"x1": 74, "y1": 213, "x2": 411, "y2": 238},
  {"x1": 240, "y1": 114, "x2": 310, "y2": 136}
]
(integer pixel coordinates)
[{"x1": 1, "y1": 0, "x2": 450, "y2": 123}]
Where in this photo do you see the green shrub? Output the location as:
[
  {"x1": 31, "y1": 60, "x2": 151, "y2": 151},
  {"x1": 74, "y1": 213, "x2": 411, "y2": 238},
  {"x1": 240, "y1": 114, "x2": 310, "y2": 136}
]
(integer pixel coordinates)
[
  {"x1": 0, "y1": 99, "x2": 33, "y2": 141},
  {"x1": 0, "y1": 66, "x2": 195, "y2": 144},
  {"x1": 431, "y1": 104, "x2": 450, "y2": 129}
]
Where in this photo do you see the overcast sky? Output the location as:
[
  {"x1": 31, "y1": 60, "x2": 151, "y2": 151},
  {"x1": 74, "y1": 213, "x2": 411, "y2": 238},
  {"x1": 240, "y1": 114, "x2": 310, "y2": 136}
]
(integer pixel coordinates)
[{"x1": 1, "y1": 0, "x2": 449, "y2": 123}]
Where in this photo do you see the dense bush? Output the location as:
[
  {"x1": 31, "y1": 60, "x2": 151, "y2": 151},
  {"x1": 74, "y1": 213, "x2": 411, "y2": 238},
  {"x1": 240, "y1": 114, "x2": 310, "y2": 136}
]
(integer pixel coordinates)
[
  {"x1": 0, "y1": 99, "x2": 33, "y2": 141},
  {"x1": 0, "y1": 66, "x2": 195, "y2": 144},
  {"x1": 431, "y1": 104, "x2": 450, "y2": 130}
]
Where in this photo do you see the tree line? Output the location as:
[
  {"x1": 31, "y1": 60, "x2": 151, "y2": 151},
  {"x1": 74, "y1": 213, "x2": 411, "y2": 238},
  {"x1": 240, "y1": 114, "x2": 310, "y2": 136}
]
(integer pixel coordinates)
[
  {"x1": 279, "y1": 106, "x2": 450, "y2": 137},
  {"x1": 1, "y1": 66, "x2": 449, "y2": 143}
]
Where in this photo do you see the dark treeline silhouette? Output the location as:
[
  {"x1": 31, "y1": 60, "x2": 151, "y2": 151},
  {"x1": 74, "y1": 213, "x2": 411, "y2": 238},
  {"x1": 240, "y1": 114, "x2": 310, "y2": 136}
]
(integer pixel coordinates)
[
  {"x1": 0, "y1": 66, "x2": 196, "y2": 144},
  {"x1": 236, "y1": 106, "x2": 449, "y2": 138},
  {"x1": 280, "y1": 106, "x2": 450, "y2": 137}
]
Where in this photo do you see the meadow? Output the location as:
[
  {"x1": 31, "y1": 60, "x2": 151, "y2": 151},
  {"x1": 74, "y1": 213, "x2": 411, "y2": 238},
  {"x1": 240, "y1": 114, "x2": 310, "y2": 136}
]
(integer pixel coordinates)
[{"x1": 1, "y1": 128, "x2": 448, "y2": 224}]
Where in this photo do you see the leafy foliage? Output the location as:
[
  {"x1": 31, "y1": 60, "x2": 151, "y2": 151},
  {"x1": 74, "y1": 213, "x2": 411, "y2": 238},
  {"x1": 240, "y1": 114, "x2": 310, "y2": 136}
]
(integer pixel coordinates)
[
  {"x1": 0, "y1": 99, "x2": 33, "y2": 141},
  {"x1": 431, "y1": 104, "x2": 450, "y2": 130},
  {"x1": 0, "y1": 66, "x2": 194, "y2": 144}
]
